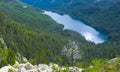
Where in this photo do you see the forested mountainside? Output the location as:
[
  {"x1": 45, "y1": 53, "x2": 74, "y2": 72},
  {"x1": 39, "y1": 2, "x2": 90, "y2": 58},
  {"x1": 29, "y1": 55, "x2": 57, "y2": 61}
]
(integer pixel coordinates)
[
  {"x1": 0, "y1": 11, "x2": 67, "y2": 65},
  {"x1": 0, "y1": 0, "x2": 100, "y2": 67},
  {"x1": 21, "y1": 0, "x2": 120, "y2": 9},
  {"x1": 21, "y1": 0, "x2": 120, "y2": 39},
  {"x1": 21, "y1": 0, "x2": 120, "y2": 54},
  {"x1": 83, "y1": 2, "x2": 120, "y2": 40},
  {"x1": 0, "y1": 0, "x2": 120, "y2": 71}
]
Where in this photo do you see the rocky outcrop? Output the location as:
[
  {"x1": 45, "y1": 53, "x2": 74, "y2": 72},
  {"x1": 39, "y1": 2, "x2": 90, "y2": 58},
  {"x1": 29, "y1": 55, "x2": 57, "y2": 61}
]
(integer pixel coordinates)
[
  {"x1": 0, "y1": 38, "x2": 7, "y2": 49},
  {"x1": 0, "y1": 62, "x2": 83, "y2": 72},
  {"x1": 0, "y1": 65, "x2": 16, "y2": 72}
]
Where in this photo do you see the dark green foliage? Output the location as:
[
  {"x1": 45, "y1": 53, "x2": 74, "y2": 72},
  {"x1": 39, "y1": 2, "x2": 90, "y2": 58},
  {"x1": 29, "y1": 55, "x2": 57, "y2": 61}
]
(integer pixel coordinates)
[
  {"x1": 0, "y1": 48, "x2": 16, "y2": 67},
  {"x1": 0, "y1": 0, "x2": 120, "y2": 67},
  {"x1": 0, "y1": 11, "x2": 68, "y2": 65},
  {"x1": 21, "y1": 0, "x2": 120, "y2": 10},
  {"x1": 56, "y1": 1, "x2": 120, "y2": 64},
  {"x1": 6, "y1": 48, "x2": 16, "y2": 66},
  {"x1": 22, "y1": 0, "x2": 120, "y2": 63},
  {"x1": 35, "y1": 48, "x2": 47, "y2": 64},
  {"x1": 0, "y1": 0, "x2": 96, "y2": 66},
  {"x1": 84, "y1": 58, "x2": 120, "y2": 72}
]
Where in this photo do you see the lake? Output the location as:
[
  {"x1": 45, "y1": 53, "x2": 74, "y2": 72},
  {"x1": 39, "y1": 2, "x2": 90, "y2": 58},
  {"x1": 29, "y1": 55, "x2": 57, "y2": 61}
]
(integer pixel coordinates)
[{"x1": 43, "y1": 11, "x2": 106, "y2": 44}]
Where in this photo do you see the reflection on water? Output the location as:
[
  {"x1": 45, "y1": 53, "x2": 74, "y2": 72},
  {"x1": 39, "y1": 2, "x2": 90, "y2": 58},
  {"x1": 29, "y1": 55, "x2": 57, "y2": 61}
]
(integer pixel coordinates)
[{"x1": 44, "y1": 11, "x2": 106, "y2": 44}]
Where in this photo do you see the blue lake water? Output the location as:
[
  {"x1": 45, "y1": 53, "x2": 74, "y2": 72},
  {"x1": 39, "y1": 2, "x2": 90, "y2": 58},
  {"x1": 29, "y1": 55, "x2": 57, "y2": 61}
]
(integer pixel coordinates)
[{"x1": 44, "y1": 11, "x2": 106, "y2": 44}]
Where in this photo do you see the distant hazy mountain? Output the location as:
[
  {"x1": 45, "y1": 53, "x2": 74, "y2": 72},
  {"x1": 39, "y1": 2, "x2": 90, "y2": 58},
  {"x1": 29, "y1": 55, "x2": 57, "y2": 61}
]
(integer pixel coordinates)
[
  {"x1": 21, "y1": 0, "x2": 120, "y2": 9},
  {"x1": 93, "y1": 0, "x2": 120, "y2": 7},
  {"x1": 0, "y1": 0, "x2": 120, "y2": 70}
]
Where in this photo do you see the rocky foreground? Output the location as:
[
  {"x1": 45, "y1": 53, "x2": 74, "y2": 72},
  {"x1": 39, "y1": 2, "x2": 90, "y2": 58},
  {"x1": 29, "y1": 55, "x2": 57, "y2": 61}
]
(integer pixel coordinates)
[{"x1": 0, "y1": 62, "x2": 82, "y2": 72}]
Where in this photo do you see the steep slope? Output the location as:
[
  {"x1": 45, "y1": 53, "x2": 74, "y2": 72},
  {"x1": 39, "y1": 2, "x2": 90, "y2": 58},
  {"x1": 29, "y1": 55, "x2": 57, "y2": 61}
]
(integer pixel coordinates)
[
  {"x1": 21, "y1": 0, "x2": 120, "y2": 9},
  {"x1": 20, "y1": 0, "x2": 120, "y2": 63},
  {"x1": 21, "y1": 0, "x2": 84, "y2": 9},
  {"x1": 0, "y1": 12, "x2": 68, "y2": 64},
  {"x1": 20, "y1": 0, "x2": 120, "y2": 36},
  {"x1": 85, "y1": 2, "x2": 120, "y2": 40},
  {"x1": 1, "y1": 0, "x2": 120, "y2": 68},
  {"x1": 0, "y1": 0, "x2": 97, "y2": 66}
]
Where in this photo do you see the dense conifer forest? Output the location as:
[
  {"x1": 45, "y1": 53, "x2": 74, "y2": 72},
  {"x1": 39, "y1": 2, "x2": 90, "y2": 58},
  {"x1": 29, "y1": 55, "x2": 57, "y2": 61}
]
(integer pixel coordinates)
[{"x1": 0, "y1": 0, "x2": 120, "y2": 71}]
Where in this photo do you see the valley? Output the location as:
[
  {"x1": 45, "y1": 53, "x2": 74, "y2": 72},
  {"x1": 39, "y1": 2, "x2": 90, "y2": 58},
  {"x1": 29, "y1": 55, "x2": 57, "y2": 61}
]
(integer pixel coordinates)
[
  {"x1": 0, "y1": 0, "x2": 120, "y2": 72},
  {"x1": 20, "y1": 0, "x2": 120, "y2": 59}
]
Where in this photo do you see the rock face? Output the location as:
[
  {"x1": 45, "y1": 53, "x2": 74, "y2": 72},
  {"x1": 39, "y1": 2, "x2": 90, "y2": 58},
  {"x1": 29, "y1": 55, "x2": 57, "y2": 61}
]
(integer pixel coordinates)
[
  {"x1": 0, "y1": 65, "x2": 16, "y2": 72},
  {"x1": 108, "y1": 58, "x2": 118, "y2": 63},
  {"x1": 0, "y1": 38, "x2": 7, "y2": 49},
  {"x1": 0, "y1": 62, "x2": 83, "y2": 72}
]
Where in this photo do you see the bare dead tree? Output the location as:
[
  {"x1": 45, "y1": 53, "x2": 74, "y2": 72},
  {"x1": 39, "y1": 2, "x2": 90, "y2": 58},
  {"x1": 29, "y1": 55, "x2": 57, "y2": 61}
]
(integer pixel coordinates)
[{"x1": 62, "y1": 40, "x2": 81, "y2": 66}]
